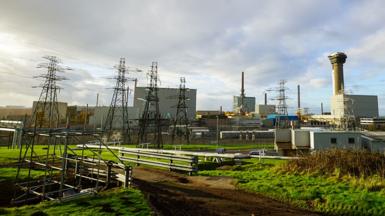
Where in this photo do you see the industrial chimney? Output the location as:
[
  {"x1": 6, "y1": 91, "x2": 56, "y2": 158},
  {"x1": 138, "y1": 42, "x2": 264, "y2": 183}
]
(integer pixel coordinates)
[{"x1": 328, "y1": 52, "x2": 347, "y2": 95}]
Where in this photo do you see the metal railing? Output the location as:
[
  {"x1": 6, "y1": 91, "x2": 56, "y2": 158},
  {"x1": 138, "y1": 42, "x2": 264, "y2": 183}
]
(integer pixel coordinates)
[{"x1": 119, "y1": 148, "x2": 198, "y2": 174}]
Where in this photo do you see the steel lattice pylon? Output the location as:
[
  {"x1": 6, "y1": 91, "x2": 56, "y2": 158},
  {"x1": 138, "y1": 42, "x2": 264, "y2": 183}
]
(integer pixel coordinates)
[
  {"x1": 14, "y1": 56, "x2": 70, "y2": 204},
  {"x1": 137, "y1": 62, "x2": 163, "y2": 149},
  {"x1": 171, "y1": 77, "x2": 190, "y2": 144},
  {"x1": 104, "y1": 58, "x2": 138, "y2": 144}
]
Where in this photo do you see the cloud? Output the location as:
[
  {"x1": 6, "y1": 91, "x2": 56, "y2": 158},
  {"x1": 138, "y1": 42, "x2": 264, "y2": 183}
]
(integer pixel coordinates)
[{"x1": 0, "y1": 0, "x2": 384, "y2": 115}]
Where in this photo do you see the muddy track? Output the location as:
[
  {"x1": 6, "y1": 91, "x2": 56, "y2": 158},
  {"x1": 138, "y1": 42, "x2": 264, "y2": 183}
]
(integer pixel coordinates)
[{"x1": 132, "y1": 167, "x2": 320, "y2": 216}]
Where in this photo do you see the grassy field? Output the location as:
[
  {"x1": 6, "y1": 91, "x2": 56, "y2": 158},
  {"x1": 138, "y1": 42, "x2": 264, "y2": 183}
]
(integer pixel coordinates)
[
  {"x1": 199, "y1": 158, "x2": 385, "y2": 215},
  {"x1": 0, "y1": 188, "x2": 151, "y2": 216}
]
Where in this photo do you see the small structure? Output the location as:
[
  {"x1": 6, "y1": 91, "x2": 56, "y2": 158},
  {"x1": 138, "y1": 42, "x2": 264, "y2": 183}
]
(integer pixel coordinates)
[
  {"x1": 291, "y1": 129, "x2": 310, "y2": 149},
  {"x1": 310, "y1": 131, "x2": 361, "y2": 150}
]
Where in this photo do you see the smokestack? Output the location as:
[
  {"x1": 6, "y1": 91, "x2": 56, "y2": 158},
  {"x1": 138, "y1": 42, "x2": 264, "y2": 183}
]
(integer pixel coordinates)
[
  {"x1": 264, "y1": 92, "x2": 267, "y2": 105},
  {"x1": 297, "y1": 85, "x2": 301, "y2": 109},
  {"x1": 241, "y1": 71, "x2": 245, "y2": 97},
  {"x1": 321, "y1": 102, "x2": 324, "y2": 115},
  {"x1": 328, "y1": 52, "x2": 347, "y2": 95}
]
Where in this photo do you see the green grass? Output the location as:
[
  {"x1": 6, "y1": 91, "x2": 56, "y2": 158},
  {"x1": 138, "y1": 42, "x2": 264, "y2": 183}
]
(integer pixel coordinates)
[
  {"x1": 0, "y1": 167, "x2": 47, "y2": 182},
  {"x1": 0, "y1": 188, "x2": 151, "y2": 216},
  {"x1": 199, "y1": 158, "x2": 385, "y2": 215}
]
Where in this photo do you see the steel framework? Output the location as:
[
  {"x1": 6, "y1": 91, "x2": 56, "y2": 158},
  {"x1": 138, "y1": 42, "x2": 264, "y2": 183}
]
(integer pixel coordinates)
[
  {"x1": 171, "y1": 77, "x2": 190, "y2": 144},
  {"x1": 13, "y1": 56, "x2": 130, "y2": 204},
  {"x1": 104, "y1": 58, "x2": 137, "y2": 144},
  {"x1": 137, "y1": 62, "x2": 163, "y2": 148}
]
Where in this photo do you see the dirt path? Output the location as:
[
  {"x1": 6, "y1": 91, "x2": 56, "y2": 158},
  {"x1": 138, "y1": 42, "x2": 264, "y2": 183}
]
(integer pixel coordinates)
[{"x1": 133, "y1": 167, "x2": 320, "y2": 216}]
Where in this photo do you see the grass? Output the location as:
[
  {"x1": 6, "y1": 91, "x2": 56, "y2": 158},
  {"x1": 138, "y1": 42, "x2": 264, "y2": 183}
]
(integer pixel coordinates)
[
  {"x1": 199, "y1": 158, "x2": 385, "y2": 215},
  {"x1": 0, "y1": 167, "x2": 47, "y2": 182},
  {"x1": 0, "y1": 188, "x2": 152, "y2": 216}
]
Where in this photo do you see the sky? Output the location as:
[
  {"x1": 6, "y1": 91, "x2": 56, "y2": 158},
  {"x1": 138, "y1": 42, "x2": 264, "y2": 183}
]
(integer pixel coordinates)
[{"x1": 0, "y1": 0, "x2": 384, "y2": 115}]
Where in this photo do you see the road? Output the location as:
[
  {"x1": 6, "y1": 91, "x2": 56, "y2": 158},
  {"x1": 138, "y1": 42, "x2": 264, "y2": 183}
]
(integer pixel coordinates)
[{"x1": 133, "y1": 167, "x2": 320, "y2": 216}]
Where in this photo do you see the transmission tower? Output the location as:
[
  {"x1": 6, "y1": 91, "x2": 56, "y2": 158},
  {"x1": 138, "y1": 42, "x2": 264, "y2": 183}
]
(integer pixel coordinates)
[
  {"x1": 29, "y1": 56, "x2": 67, "y2": 128},
  {"x1": 267, "y1": 80, "x2": 289, "y2": 128},
  {"x1": 137, "y1": 62, "x2": 163, "y2": 148},
  {"x1": 171, "y1": 77, "x2": 190, "y2": 144},
  {"x1": 104, "y1": 58, "x2": 138, "y2": 144},
  {"x1": 14, "y1": 56, "x2": 69, "y2": 203}
]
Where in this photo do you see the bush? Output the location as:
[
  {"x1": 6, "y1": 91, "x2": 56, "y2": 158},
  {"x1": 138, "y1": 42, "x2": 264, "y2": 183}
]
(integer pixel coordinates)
[{"x1": 281, "y1": 149, "x2": 385, "y2": 179}]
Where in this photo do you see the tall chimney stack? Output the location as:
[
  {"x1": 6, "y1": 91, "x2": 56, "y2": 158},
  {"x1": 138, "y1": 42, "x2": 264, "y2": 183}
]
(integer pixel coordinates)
[
  {"x1": 264, "y1": 92, "x2": 267, "y2": 105},
  {"x1": 241, "y1": 72, "x2": 245, "y2": 98},
  {"x1": 297, "y1": 85, "x2": 301, "y2": 109},
  {"x1": 321, "y1": 102, "x2": 324, "y2": 115},
  {"x1": 328, "y1": 52, "x2": 347, "y2": 95}
]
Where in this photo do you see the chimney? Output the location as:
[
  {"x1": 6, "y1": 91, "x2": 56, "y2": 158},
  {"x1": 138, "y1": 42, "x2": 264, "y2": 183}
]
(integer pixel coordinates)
[
  {"x1": 264, "y1": 92, "x2": 267, "y2": 105},
  {"x1": 297, "y1": 85, "x2": 300, "y2": 109},
  {"x1": 321, "y1": 102, "x2": 324, "y2": 115},
  {"x1": 328, "y1": 52, "x2": 347, "y2": 95},
  {"x1": 241, "y1": 72, "x2": 245, "y2": 98}
]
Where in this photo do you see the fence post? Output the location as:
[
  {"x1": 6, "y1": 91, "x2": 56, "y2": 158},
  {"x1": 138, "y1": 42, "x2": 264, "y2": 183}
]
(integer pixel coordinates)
[
  {"x1": 106, "y1": 162, "x2": 112, "y2": 186},
  {"x1": 124, "y1": 166, "x2": 132, "y2": 188}
]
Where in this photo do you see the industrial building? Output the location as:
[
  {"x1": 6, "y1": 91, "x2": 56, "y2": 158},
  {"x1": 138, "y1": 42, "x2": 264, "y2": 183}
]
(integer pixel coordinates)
[
  {"x1": 309, "y1": 52, "x2": 379, "y2": 127},
  {"x1": 133, "y1": 86, "x2": 197, "y2": 120},
  {"x1": 232, "y1": 72, "x2": 256, "y2": 114},
  {"x1": 255, "y1": 104, "x2": 276, "y2": 118},
  {"x1": 328, "y1": 52, "x2": 379, "y2": 119},
  {"x1": 32, "y1": 101, "x2": 68, "y2": 123},
  {"x1": 233, "y1": 96, "x2": 256, "y2": 113},
  {"x1": 0, "y1": 106, "x2": 32, "y2": 121},
  {"x1": 88, "y1": 106, "x2": 140, "y2": 128}
]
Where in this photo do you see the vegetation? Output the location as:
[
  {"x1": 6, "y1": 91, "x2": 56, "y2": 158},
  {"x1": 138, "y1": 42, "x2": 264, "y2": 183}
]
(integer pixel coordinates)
[
  {"x1": 199, "y1": 155, "x2": 385, "y2": 215},
  {"x1": 0, "y1": 188, "x2": 151, "y2": 216},
  {"x1": 281, "y1": 149, "x2": 385, "y2": 178},
  {"x1": 0, "y1": 168, "x2": 47, "y2": 182}
]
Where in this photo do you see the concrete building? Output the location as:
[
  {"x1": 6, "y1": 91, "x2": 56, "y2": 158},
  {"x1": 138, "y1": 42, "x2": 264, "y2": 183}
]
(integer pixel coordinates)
[
  {"x1": 331, "y1": 94, "x2": 379, "y2": 118},
  {"x1": 310, "y1": 131, "x2": 361, "y2": 150},
  {"x1": 0, "y1": 106, "x2": 32, "y2": 121},
  {"x1": 133, "y1": 86, "x2": 197, "y2": 120},
  {"x1": 310, "y1": 52, "x2": 379, "y2": 126},
  {"x1": 360, "y1": 117, "x2": 385, "y2": 130},
  {"x1": 255, "y1": 104, "x2": 276, "y2": 118},
  {"x1": 32, "y1": 101, "x2": 68, "y2": 122},
  {"x1": 361, "y1": 131, "x2": 385, "y2": 153},
  {"x1": 233, "y1": 96, "x2": 256, "y2": 113},
  {"x1": 89, "y1": 106, "x2": 140, "y2": 128},
  {"x1": 328, "y1": 52, "x2": 379, "y2": 119}
]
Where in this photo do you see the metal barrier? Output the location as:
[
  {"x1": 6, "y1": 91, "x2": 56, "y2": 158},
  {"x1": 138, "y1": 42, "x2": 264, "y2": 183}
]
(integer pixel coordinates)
[{"x1": 119, "y1": 148, "x2": 198, "y2": 174}]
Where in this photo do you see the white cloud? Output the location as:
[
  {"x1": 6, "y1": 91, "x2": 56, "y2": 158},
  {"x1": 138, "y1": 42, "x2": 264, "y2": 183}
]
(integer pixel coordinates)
[{"x1": 0, "y1": 0, "x2": 384, "y2": 114}]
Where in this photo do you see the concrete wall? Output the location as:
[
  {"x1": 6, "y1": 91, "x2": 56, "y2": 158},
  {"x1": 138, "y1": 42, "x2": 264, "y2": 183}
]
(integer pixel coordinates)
[
  {"x1": 331, "y1": 94, "x2": 379, "y2": 118},
  {"x1": 310, "y1": 131, "x2": 361, "y2": 150},
  {"x1": 275, "y1": 129, "x2": 291, "y2": 143},
  {"x1": 134, "y1": 87, "x2": 197, "y2": 120},
  {"x1": 291, "y1": 130, "x2": 310, "y2": 149}
]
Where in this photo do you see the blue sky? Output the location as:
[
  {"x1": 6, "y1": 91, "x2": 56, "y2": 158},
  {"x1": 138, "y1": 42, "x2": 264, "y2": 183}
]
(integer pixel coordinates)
[{"x1": 0, "y1": 0, "x2": 384, "y2": 115}]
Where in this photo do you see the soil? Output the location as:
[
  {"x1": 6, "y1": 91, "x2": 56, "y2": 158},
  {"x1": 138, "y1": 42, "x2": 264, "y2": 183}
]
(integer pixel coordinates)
[{"x1": 132, "y1": 167, "x2": 321, "y2": 216}]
